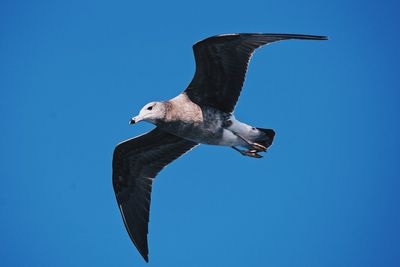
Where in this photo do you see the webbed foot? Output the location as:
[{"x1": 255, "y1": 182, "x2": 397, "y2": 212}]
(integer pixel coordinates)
[
  {"x1": 230, "y1": 131, "x2": 267, "y2": 152},
  {"x1": 231, "y1": 147, "x2": 263, "y2": 158},
  {"x1": 251, "y1": 142, "x2": 267, "y2": 152},
  {"x1": 241, "y1": 150, "x2": 263, "y2": 158}
]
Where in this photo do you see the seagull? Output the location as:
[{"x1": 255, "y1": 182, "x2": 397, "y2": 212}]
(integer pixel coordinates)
[{"x1": 112, "y1": 33, "x2": 327, "y2": 262}]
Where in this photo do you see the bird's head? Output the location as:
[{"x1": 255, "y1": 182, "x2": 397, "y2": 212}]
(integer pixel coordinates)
[{"x1": 129, "y1": 101, "x2": 166, "y2": 125}]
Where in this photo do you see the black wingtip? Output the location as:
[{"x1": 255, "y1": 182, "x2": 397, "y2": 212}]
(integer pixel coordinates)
[
  {"x1": 311, "y1": 35, "x2": 328, "y2": 40},
  {"x1": 137, "y1": 247, "x2": 149, "y2": 262},
  {"x1": 137, "y1": 243, "x2": 149, "y2": 262},
  {"x1": 309, "y1": 35, "x2": 328, "y2": 40},
  {"x1": 262, "y1": 33, "x2": 328, "y2": 41},
  {"x1": 137, "y1": 244, "x2": 149, "y2": 262},
  {"x1": 195, "y1": 33, "x2": 328, "y2": 47},
  {"x1": 143, "y1": 255, "x2": 149, "y2": 263}
]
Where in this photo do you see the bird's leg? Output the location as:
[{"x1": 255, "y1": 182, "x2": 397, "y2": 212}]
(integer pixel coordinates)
[
  {"x1": 231, "y1": 146, "x2": 263, "y2": 158},
  {"x1": 230, "y1": 131, "x2": 267, "y2": 152}
]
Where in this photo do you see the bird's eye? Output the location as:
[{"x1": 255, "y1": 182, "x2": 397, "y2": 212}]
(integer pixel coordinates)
[{"x1": 147, "y1": 106, "x2": 153, "y2": 111}]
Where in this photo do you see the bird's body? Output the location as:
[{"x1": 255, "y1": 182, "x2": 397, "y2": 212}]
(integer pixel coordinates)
[
  {"x1": 153, "y1": 93, "x2": 269, "y2": 148},
  {"x1": 112, "y1": 33, "x2": 327, "y2": 262}
]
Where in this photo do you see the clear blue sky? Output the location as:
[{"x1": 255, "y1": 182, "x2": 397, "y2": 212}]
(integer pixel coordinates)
[{"x1": 1, "y1": 0, "x2": 399, "y2": 266}]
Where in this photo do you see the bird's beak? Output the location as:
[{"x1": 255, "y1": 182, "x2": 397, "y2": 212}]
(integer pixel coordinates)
[{"x1": 129, "y1": 115, "x2": 143, "y2": 124}]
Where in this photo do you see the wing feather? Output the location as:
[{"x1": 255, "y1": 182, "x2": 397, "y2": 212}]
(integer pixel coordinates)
[
  {"x1": 112, "y1": 128, "x2": 197, "y2": 262},
  {"x1": 185, "y1": 33, "x2": 327, "y2": 112}
]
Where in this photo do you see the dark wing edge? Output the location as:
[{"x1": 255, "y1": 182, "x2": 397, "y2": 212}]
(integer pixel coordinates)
[
  {"x1": 112, "y1": 128, "x2": 198, "y2": 262},
  {"x1": 184, "y1": 33, "x2": 328, "y2": 113}
]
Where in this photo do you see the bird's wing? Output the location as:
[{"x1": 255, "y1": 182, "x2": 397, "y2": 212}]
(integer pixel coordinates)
[
  {"x1": 112, "y1": 127, "x2": 198, "y2": 262},
  {"x1": 184, "y1": 33, "x2": 327, "y2": 113}
]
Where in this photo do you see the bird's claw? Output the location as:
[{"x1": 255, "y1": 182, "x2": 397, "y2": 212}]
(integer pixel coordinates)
[
  {"x1": 241, "y1": 150, "x2": 263, "y2": 158},
  {"x1": 251, "y1": 143, "x2": 267, "y2": 152}
]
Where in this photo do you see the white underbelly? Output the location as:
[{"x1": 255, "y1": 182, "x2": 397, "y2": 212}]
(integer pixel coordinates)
[
  {"x1": 219, "y1": 129, "x2": 247, "y2": 146},
  {"x1": 159, "y1": 115, "x2": 259, "y2": 147},
  {"x1": 218, "y1": 117, "x2": 259, "y2": 147}
]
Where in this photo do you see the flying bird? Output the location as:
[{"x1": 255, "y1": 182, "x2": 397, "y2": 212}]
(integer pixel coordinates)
[{"x1": 112, "y1": 33, "x2": 327, "y2": 262}]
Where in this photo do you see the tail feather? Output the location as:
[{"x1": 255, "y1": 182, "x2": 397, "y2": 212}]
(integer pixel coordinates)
[{"x1": 255, "y1": 128, "x2": 275, "y2": 148}]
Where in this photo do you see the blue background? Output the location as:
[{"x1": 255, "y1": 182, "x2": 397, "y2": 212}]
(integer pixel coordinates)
[{"x1": 1, "y1": 0, "x2": 399, "y2": 266}]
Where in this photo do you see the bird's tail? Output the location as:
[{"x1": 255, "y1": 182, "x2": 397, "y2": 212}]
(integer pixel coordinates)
[{"x1": 255, "y1": 128, "x2": 275, "y2": 149}]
